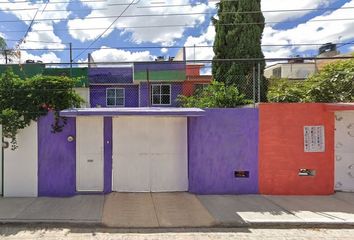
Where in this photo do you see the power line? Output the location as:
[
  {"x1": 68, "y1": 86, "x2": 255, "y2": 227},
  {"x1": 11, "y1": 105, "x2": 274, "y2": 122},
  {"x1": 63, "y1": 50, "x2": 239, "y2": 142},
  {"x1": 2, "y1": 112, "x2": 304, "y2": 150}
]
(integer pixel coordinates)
[
  {"x1": 0, "y1": 0, "x2": 107, "y2": 3},
  {"x1": 3, "y1": 3, "x2": 354, "y2": 14},
  {"x1": 4, "y1": 39, "x2": 354, "y2": 50},
  {"x1": 3, "y1": 56, "x2": 354, "y2": 66},
  {"x1": 73, "y1": 0, "x2": 137, "y2": 61},
  {"x1": 2, "y1": 18, "x2": 354, "y2": 33}
]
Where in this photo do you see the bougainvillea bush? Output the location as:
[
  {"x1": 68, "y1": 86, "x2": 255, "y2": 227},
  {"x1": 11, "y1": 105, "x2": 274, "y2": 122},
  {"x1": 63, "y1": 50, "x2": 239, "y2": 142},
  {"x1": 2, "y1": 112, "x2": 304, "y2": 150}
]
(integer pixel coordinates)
[{"x1": 0, "y1": 68, "x2": 83, "y2": 149}]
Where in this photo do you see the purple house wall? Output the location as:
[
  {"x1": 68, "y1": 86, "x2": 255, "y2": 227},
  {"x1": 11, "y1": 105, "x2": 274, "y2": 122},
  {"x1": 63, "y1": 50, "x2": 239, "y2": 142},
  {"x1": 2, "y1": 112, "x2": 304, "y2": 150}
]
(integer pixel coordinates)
[
  {"x1": 38, "y1": 113, "x2": 113, "y2": 196},
  {"x1": 90, "y1": 85, "x2": 139, "y2": 107},
  {"x1": 188, "y1": 108, "x2": 259, "y2": 194},
  {"x1": 38, "y1": 113, "x2": 76, "y2": 196},
  {"x1": 89, "y1": 67, "x2": 133, "y2": 84},
  {"x1": 139, "y1": 82, "x2": 183, "y2": 107}
]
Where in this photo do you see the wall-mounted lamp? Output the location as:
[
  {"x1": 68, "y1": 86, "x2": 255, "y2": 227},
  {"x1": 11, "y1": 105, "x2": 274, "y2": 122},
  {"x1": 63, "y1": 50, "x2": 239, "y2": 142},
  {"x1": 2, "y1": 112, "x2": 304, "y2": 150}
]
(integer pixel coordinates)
[{"x1": 67, "y1": 135, "x2": 75, "y2": 142}]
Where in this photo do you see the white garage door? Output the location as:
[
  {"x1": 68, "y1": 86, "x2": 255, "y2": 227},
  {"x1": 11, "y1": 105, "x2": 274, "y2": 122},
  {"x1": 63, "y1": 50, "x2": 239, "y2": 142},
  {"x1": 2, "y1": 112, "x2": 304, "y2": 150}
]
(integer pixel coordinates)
[
  {"x1": 112, "y1": 116, "x2": 188, "y2": 192},
  {"x1": 335, "y1": 111, "x2": 354, "y2": 192}
]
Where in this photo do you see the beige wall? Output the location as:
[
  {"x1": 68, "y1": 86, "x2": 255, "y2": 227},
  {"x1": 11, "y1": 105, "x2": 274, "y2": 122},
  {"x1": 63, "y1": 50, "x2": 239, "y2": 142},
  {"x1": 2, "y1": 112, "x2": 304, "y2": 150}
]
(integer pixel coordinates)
[
  {"x1": 74, "y1": 88, "x2": 90, "y2": 107},
  {"x1": 265, "y1": 63, "x2": 316, "y2": 79}
]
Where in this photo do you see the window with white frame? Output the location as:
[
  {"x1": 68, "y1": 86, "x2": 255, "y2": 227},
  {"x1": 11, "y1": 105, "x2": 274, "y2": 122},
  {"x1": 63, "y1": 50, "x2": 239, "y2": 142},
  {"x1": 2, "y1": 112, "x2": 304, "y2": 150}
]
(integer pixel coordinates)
[
  {"x1": 106, "y1": 88, "x2": 125, "y2": 107},
  {"x1": 151, "y1": 84, "x2": 171, "y2": 105},
  {"x1": 194, "y1": 83, "x2": 209, "y2": 93}
]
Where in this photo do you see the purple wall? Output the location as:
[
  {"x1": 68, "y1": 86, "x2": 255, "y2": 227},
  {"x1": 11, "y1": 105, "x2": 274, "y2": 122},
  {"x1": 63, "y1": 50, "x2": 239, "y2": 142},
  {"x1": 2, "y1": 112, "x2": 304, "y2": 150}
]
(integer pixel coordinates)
[
  {"x1": 38, "y1": 113, "x2": 76, "y2": 197},
  {"x1": 89, "y1": 67, "x2": 133, "y2": 84},
  {"x1": 90, "y1": 85, "x2": 139, "y2": 107},
  {"x1": 139, "y1": 82, "x2": 183, "y2": 107},
  {"x1": 104, "y1": 117, "x2": 112, "y2": 193},
  {"x1": 188, "y1": 108, "x2": 259, "y2": 194}
]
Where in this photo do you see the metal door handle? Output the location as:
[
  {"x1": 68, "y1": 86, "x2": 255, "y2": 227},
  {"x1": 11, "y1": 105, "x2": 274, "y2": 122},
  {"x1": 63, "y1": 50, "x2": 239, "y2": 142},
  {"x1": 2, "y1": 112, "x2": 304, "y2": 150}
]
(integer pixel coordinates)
[{"x1": 87, "y1": 159, "x2": 94, "y2": 163}]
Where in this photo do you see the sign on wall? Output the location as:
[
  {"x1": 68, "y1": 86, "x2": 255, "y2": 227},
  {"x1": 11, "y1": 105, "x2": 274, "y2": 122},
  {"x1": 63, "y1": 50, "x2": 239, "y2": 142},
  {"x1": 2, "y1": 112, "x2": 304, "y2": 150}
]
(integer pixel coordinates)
[{"x1": 304, "y1": 126, "x2": 325, "y2": 152}]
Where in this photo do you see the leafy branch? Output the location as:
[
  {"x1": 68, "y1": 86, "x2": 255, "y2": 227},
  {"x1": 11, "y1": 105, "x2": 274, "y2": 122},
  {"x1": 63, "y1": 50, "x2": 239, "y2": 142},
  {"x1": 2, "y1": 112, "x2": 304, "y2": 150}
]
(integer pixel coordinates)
[{"x1": 0, "y1": 68, "x2": 84, "y2": 150}]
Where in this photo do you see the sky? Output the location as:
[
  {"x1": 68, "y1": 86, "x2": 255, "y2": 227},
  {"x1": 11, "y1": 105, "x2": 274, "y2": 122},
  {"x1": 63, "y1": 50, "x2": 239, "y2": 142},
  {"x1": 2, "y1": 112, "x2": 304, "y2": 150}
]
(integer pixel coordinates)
[{"x1": 0, "y1": 0, "x2": 354, "y2": 66}]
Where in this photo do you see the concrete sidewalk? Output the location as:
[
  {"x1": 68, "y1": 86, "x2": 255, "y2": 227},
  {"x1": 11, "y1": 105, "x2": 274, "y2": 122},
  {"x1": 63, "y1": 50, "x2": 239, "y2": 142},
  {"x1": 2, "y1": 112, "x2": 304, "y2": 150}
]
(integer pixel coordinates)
[
  {"x1": 199, "y1": 192, "x2": 354, "y2": 227},
  {"x1": 1, "y1": 193, "x2": 354, "y2": 228}
]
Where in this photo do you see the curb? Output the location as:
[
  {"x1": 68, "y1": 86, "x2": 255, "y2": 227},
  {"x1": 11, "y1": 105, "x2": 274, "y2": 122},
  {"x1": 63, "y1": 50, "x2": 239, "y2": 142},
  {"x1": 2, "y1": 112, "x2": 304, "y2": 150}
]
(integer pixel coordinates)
[{"x1": 1, "y1": 220, "x2": 354, "y2": 230}]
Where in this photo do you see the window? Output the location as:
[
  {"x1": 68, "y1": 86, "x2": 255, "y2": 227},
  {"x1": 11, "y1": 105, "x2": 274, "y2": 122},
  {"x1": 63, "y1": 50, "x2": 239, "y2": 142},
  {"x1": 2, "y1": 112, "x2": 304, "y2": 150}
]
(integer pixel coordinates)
[
  {"x1": 106, "y1": 88, "x2": 125, "y2": 107},
  {"x1": 194, "y1": 83, "x2": 209, "y2": 93},
  {"x1": 151, "y1": 84, "x2": 171, "y2": 105},
  {"x1": 272, "y1": 67, "x2": 282, "y2": 78}
]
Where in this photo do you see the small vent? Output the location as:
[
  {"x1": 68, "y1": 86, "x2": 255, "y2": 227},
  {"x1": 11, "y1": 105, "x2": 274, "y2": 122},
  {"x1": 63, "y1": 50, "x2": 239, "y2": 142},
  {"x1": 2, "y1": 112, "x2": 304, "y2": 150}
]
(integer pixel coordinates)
[
  {"x1": 299, "y1": 169, "x2": 316, "y2": 177},
  {"x1": 235, "y1": 171, "x2": 250, "y2": 178}
]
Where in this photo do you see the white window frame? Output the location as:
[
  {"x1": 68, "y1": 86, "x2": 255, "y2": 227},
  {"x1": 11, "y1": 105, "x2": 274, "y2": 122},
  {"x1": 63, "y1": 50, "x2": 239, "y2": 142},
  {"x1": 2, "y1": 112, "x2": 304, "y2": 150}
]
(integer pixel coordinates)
[
  {"x1": 194, "y1": 83, "x2": 209, "y2": 93},
  {"x1": 151, "y1": 84, "x2": 171, "y2": 106},
  {"x1": 106, "y1": 88, "x2": 125, "y2": 107}
]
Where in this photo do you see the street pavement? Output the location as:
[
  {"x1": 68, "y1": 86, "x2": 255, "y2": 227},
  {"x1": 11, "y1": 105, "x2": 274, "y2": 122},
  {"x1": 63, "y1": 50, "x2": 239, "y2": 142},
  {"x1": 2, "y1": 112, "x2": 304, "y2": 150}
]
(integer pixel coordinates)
[{"x1": 1, "y1": 192, "x2": 354, "y2": 228}]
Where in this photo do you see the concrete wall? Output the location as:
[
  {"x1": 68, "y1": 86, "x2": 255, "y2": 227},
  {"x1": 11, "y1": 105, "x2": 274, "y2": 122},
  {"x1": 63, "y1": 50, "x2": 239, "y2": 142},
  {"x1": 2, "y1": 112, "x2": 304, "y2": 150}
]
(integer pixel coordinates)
[
  {"x1": 4, "y1": 122, "x2": 38, "y2": 197},
  {"x1": 90, "y1": 85, "x2": 139, "y2": 107},
  {"x1": 38, "y1": 113, "x2": 76, "y2": 196},
  {"x1": 259, "y1": 103, "x2": 334, "y2": 195},
  {"x1": 188, "y1": 109, "x2": 259, "y2": 194},
  {"x1": 74, "y1": 87, "x2": 90, "y2": 108},
  {"x1": 264, "y1": 63, "x2": 316, "y2": 79}
]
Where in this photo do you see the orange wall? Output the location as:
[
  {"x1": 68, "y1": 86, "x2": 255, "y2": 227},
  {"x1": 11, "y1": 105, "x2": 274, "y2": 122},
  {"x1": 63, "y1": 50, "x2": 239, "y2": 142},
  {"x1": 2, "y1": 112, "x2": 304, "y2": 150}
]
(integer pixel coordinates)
[
  {"x1": 259, "y1": 103, "x2": 335, "y2": 195},
  {"x1": 186, "y1": 65, "x2": 202, "y2": 76}
]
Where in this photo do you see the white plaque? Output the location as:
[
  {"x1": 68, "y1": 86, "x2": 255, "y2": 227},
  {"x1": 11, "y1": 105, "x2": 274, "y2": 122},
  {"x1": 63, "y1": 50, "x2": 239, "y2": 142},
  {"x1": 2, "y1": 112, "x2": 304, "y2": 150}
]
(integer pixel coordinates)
[{"x1": 304, "y1": 126, "x2": 325, "y2": 152}]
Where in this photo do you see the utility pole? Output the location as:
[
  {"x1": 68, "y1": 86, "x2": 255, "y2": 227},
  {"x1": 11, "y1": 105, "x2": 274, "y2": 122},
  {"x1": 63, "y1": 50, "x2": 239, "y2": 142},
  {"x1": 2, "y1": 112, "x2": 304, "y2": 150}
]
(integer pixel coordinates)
[
  {"x1": 4, "y1": 50, "x2": 8, "y2": 64},
  {"x1": 69, "y1": 43, "x2": 73, "y2": 77}
]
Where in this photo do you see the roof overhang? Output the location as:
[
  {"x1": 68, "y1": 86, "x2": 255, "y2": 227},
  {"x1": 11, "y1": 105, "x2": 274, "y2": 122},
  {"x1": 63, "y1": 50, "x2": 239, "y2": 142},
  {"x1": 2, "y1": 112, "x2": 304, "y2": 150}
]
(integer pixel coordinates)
[{"x1": 60, "y1": 107, "x2": 205, "y2": 117}]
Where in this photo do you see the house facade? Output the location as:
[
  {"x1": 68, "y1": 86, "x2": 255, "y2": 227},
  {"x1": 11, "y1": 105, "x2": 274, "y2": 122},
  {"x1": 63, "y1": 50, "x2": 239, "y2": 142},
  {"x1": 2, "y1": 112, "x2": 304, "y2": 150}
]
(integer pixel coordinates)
[{"x1": 88, "y1": 61, "x2": 211, "y2": 108}]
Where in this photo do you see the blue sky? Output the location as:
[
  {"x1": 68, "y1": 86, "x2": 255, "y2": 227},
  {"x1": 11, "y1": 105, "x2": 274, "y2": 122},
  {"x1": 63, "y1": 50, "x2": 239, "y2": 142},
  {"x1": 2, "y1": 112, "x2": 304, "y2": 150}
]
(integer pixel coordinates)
[{"x1": 0, "y1": 0, "x2": 354, "y2": 65}]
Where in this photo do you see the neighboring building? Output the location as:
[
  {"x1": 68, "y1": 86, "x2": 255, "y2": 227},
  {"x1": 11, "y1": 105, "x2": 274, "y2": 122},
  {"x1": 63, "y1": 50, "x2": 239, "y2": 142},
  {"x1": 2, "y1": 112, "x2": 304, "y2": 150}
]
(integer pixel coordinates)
[
  {"x1": 0, "y1": 63, "x2": 90, "y2": 107},
  {"x1": 316, "y1": 43, "x2": 353, "y2": 71},
  {"x1": 89, "y1": 61, "x2": 186, "y2": 108},
  {"x1": 264, "y1": 60, "x2": 316, "y2": 80},
  {"x1": 43, "y1": 67, "x2": 90, "y2": 107},
  {"x1": 265, "y1": 43, "x2": 353, "y2": 80},
  {"x1": 182, "y1": 64, "x2": 212, "y2": 96}
]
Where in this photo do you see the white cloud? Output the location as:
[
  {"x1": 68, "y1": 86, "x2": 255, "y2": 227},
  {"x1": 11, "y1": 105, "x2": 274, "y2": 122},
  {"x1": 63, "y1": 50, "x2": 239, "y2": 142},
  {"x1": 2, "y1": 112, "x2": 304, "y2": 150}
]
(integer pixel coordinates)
[
  {"x1": 261, "y1": 0, "x2": 337, "y2": 22},
  {"x1": 262, "y1": 0, "x2": 354, "y2": 58},
  {"x1": 183, "y1": 25, "x2": 215, "y2": 61},
  {"x1": 80, "y1": 46, "x2": 156, "y2": 62},
  {"x1": 68, "y1": 0, "x2": 212, "y2": 45},
  {"x1": 0, "y1": 1, "x2": 70, "y2": 49},
  {"x1": 161, "y1": 48, "x2": 168, "y2": 53},
  {"x1": 19, "y1": 23, "x2": 66, "y2": 49},
  {"x1": 19, "y1": 51, "x2": 61, "y2": 63}
]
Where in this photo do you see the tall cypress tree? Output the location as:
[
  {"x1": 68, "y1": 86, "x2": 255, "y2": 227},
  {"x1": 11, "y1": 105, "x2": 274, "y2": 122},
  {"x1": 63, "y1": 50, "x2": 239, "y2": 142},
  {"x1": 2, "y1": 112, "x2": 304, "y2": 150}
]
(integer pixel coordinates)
[{"x1": 212, "y1": 0, "x2": 266, "y2": 100}]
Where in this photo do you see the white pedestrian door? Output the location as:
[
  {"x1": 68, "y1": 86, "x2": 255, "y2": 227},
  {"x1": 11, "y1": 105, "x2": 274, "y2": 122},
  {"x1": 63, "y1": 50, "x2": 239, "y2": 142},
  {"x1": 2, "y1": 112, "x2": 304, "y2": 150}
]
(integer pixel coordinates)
[
  {"x1": 112, "y1": 116, "x2": 188, "y2": 192},
  {"x1": 335, "y1": 111, "x2": 354, "y2": 192},
  {"x1": 76, "y1": 117, "x2": 104, "y2": 192}
]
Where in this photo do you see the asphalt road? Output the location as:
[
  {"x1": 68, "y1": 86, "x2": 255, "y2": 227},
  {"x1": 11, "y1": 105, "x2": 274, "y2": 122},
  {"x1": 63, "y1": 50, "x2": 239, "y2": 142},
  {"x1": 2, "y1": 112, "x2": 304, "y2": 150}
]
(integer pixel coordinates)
[{"x1": 1, "y1": 227, "x2": 354, "y2": 239}]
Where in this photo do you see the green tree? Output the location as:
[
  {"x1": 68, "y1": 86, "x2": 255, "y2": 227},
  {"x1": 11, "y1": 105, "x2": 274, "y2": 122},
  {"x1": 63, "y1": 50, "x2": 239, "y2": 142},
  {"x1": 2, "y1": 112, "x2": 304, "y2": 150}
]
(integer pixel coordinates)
[
  {"x1": 212, "y1": 0, "x2": 266, "y2": 100},
  {"x1": 268, "y1": 59, "x2": 354, "y2": 103},
  {"x1": 178, "y1": 81, "x2": 251, "y2": 108},
  {"x1": 0, "y1": 68, "x2": 83, "y2": 149}
]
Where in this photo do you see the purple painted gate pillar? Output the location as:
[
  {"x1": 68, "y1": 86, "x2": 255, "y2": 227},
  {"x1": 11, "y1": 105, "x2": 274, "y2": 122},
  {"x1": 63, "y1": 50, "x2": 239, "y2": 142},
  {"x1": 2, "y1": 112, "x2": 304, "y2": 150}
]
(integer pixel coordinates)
[{"x1": 188, "y1": 108, "x2": 259, "y2": 194}]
